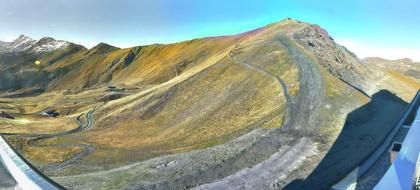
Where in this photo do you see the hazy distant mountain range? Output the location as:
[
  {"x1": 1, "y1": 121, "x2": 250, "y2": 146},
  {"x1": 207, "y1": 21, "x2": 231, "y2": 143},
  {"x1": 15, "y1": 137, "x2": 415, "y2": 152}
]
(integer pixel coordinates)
[{"x1": 0, "y1": 34, "x2": 71, "y2": 53}]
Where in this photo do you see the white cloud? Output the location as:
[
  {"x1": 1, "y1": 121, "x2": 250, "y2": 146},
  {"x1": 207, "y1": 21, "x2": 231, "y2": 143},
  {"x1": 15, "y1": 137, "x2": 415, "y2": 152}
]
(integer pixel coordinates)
[{"x1": 336, "y1": 39, "x2": 420, "y2": 62}]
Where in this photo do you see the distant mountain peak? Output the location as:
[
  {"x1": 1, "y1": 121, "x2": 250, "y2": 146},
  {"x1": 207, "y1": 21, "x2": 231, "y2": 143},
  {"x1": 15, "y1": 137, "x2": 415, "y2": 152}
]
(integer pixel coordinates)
[
  {"x1": 396, "y1": 58, "x2": 414, "y2": 63},
  {"x1": 9, "y1": 34, "x2": 36, "y2": 51},
  {"x1": 364, "y1": 57, "x2": 416, "y2": 63},
  {"x1": 14, "y1": 34, "x2": 34, "y2": 43},
  {"x1": 89, "y1": 42, "x2": 119, "y2": 54},
  {"x1": 38, "y1": 37, "x2": 56, "y2": 43},
  {"x1": 93, "y1": 42, "x2": 117, "y2": 49}
]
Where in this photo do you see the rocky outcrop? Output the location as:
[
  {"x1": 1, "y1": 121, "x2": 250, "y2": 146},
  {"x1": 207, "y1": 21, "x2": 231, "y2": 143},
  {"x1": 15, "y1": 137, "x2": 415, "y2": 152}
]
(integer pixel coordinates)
[{"x1": 293, "y1": 24, "x2": 377, "y2": 95}]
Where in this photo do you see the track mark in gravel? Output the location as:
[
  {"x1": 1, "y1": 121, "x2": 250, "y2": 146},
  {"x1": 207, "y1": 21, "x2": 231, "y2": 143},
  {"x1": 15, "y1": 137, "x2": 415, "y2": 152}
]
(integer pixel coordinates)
[
  {"x1": 276, "y1": 35, "x2": 325, "y2": 134},
  {"x1": 195, "y1": 138, "x2": 317, "y2": 190}
]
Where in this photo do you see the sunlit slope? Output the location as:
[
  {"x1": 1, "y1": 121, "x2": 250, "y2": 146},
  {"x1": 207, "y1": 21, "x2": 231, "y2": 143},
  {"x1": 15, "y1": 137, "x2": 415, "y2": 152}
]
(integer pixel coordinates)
[
  {"x1": 80, "y1": 58, "x2": 286, "y2": 166},
  {"x1": 42, "y1": 36, "x2": 246, "y2": 91}
]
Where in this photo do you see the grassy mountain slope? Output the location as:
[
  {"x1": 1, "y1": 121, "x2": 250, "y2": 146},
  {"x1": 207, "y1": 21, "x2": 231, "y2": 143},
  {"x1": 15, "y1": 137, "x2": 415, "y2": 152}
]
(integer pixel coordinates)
[{"x1": 0, "y1": 19, "x2": 418, "y2": 189}]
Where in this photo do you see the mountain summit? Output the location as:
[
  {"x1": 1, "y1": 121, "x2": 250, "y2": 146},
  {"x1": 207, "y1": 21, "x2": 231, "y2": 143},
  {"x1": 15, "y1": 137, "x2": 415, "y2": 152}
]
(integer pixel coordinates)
[{"x1": 88, "y1": 42, "x2": 119, "y2": 55}]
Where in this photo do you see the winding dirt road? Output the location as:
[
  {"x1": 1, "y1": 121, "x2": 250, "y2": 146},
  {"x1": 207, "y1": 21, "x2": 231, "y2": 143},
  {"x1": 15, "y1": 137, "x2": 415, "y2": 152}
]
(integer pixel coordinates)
[
  {"x1": 228, "y1": 45, "x2": 292, "y2": 125},
  {"x1": 276, "y1": 35, "x2": 324, "y2": 134},
  {"x1": 38, "y1": 106, "x2": 99, "y2": 172},
  {"x1": 2, "y1": 105, "x2": 102, "y2": 172},
  {"x1": 196, "y1": 35, "x2": 325, "y2": 189}
]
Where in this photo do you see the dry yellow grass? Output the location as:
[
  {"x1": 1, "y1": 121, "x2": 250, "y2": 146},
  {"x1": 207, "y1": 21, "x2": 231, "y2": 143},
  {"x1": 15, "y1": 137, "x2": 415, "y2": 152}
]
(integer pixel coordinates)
[
  {"x1": 86, "y1": 58, "x2": 284, "y2": 152},
  {"x1": 24, "y1": 143, "x2": 83, "y2": 165},
  {"x1": 0, "y1": 116, "x2": 77, "y2": 134},
  {"x1": 387, "y1": 69, "x2": 420, "y2": 89}
]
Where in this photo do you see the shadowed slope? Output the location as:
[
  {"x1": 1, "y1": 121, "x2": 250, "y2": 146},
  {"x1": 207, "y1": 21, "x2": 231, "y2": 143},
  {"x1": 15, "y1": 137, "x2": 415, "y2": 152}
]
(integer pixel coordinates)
[{"x1": 283, "y1": 90, "x2": 408, "y2": 190}]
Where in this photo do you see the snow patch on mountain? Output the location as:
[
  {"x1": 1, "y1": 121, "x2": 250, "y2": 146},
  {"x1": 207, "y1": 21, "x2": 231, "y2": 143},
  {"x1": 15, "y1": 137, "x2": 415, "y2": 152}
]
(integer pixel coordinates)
[{"x1": 32, "y1": 37, "x2": 70, "y2": 52}]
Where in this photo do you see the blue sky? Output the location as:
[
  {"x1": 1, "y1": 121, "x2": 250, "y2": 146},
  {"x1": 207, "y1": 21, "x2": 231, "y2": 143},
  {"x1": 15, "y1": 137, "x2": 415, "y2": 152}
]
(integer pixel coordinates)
[{"x1": 0, "y1": 0, "x2": 419, "y2": 60}]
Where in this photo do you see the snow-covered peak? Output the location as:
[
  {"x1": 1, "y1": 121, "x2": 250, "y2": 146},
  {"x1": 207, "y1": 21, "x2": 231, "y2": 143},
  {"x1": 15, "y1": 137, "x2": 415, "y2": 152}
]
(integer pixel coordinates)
[
  {"x1": 3, "y1": 34, "x2": 36, "y2": 52},
  {"x1": 11, "y1": 35, "x2": 36, "y2": 49},
  {"x1": 0, "y1": 35, "x2": 71, "y2": 53},
  {"x1": 12, "y1": 35, "x2": 34, "y2": 45}
]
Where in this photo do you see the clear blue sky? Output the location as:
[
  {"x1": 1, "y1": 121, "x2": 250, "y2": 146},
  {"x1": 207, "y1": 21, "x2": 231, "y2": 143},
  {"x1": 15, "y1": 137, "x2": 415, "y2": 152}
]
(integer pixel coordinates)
[{"x1": 0, "y1": 0, "x2": 419, "y2": 60}]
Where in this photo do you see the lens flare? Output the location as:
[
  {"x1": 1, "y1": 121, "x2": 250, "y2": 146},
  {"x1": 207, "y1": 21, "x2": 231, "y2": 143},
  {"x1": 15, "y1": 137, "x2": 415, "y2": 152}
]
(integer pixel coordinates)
[{"x1": 35, "y1": 60, "x2": 41, "y2": 65}]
